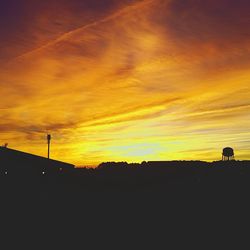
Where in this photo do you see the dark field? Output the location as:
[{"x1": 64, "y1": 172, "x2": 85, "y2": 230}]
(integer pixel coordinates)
[{"x1": 1, "y1": 161, "x2": 250, "y2": 247}]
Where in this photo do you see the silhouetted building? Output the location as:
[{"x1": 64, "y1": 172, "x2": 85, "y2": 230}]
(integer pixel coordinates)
[
  {"x1": 0, "y1": 146, "x2": 74, "y2": 175},
  {"x1": 222, "y1": 147, "x2": 235, "y2": 161}
]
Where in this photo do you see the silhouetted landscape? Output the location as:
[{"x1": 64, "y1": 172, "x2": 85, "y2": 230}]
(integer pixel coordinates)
[
  {"x1": 1, "y1": 146, "x2": 250, "y2": 246},
  {"x1": 2, "y1": 146, "x2": 250, "y2": 202}
]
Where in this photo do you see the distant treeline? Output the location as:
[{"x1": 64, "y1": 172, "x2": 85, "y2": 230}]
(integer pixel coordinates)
[{"x1": 97, "y1": 160, "x2": 250, "y2": 169}]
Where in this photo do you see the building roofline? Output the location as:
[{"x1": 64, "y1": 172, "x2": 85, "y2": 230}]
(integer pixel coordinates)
[{"x1": 0, "y1": 146, "x2": 74, "y2": 167}]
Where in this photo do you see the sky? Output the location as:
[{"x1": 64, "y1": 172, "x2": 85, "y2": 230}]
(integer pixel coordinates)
[{"x1": 0, "y1": 0, "x2": 250, "y2": 166}]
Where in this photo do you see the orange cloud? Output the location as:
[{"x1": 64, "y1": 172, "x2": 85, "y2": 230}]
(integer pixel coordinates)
[{"x1": 0, "y1": 0, "x2": 250, "y2": 165}]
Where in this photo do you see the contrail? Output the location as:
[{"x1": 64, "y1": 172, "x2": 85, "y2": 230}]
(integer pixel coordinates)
[{"x1": 12, "y1": 0, "x2": 156, "y2": 62}]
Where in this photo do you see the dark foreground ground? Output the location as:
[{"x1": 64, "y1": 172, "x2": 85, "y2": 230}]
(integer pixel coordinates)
[{"x1": 1, "y1": 161, "x2": 250, "y2": 247}]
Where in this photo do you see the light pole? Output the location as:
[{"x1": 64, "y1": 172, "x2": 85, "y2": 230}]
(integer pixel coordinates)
[{"x1": 47, "y1": 134, "x2": 51, "y2": 159}]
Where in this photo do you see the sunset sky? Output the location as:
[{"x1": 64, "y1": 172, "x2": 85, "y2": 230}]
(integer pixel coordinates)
[{"x1": 0, "y1": 0, "x2": 250, "y2": 166}]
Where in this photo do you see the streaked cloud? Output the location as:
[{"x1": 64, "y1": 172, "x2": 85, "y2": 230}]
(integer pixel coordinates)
[{"x1": 0, "y1": 0, "x2": 250, "y2": 165}]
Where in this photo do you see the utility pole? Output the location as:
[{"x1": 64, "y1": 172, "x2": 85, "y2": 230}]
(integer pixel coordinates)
[{"x1": 47, "y1": 134, "x2": 51, "y2": 159}]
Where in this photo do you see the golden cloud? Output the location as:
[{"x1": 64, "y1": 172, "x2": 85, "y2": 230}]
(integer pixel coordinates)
[{"x1": 0, "y1": 0, "x2": 250, "y2": 165}]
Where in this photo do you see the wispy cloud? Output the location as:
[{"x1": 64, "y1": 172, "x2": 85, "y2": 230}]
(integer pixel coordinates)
[{"x1": 0, "y1": 0, "x2": 250, "y2": 165}]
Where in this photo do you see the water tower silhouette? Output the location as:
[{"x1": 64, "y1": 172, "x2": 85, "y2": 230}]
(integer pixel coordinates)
[{"x1": 222, "y1": 147, "x2": 234, "y2": 161}]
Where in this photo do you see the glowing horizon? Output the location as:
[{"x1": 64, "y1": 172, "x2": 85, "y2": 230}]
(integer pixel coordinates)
[{"x1": 0, "y1": 0, "x2": 250, "y2": 166}]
